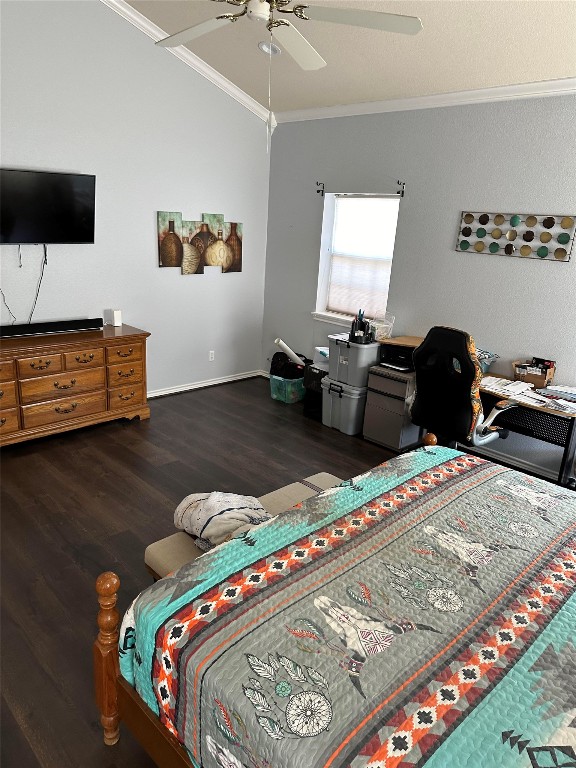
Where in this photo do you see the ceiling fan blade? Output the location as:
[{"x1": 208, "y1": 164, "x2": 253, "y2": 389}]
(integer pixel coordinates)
[
  {"x1": 272, "y1": 22, "x2": 327, "y2": 70},
  {"x1": 156, "y1": 16, "x2": 230, "y2": 47},
  {"x1": 304, "y1": 5, "x2": 423, "y2": 35}
]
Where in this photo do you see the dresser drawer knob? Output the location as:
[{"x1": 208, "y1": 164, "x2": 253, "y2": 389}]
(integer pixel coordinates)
[
  {"x1": 75, "y1": 353, "x2": 94, "y2": 364},
  {"x1": 116, "y1": 368, "x2": 135, "y2": 379},
  {"x1": 0, "y1": 390, "x2": 3, "y2": 399},
  {"x1": 55, "y1": 402, "x2": 78, "y2": 414},
  {"x1": 118, "y1": 391, "x2": 135, "y2": 401},
  {"x1": 0, "y1": 417, "x2": 5, "y2": 426},
  {"x1": 30, "y1": 360, "x2": 51, "y2": 370},
  {"x1": 116, "y1": 348, "x2": 133, "y2": 358},
  {"x1": 54, "y1": 379, "x2": 77, "y2": 390}
]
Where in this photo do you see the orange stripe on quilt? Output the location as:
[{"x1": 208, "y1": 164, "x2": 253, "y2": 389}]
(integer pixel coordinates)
[
  {"x1": 189, "y1": 462, "x2": 506, "y2": 755},
  {"x1": 322, "y1": 527, "x2": 576, "y2": 768}
]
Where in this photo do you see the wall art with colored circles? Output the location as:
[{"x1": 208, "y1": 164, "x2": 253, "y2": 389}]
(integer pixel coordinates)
[{"x1": 455, "y1": 212, "x2": 574, "y2": 261}]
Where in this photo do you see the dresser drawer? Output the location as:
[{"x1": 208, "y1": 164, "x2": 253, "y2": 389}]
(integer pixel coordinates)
[
  {"x1": 21, "y1": 392, "x2": 107, "y2": 429},
  {"x1": 108, "y1": 383, "x2": 146, "y2": 410},
  {"x1": 107, "y1": 360, "x2": 143, "y2": 388},
  {"x1": 0, "y1": 380, "x2": 18, "y2": 409},
  {"x1": 20, "y1": 368, "x2": 106, "y2": 404},
  {"x1": 106, "y1": 342, "x2": 143, "y2": 364},
  {"x1": 17, "y1": 353, "x2": 63, "y2": 379},
  {"x1": 64, "y1": 348, "x2": 105, "y2": 371},
  {"x1": 0, "y1": 408, "x2": 19, "y2": 434},
  {"x1": 0, "y1": 360, "x2": 15, "y2": 382}
]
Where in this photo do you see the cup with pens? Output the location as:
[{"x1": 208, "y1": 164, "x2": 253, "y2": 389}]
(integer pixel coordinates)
[{"x1": 349, "y1": 310, "x2": 375, "y2": 344}]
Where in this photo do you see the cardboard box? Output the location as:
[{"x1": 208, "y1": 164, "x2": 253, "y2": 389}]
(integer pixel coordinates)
[{"x1": 512, "y1": 360, "x2": 555, "y2": 388}]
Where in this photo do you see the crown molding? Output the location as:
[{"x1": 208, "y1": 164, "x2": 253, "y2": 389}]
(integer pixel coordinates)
[
  {"x1": 100, "y1": 0, "x2": 271, "y2": 123},
  {"x1": 274, "y1": 78, "x2": 576, "y2": 124}
]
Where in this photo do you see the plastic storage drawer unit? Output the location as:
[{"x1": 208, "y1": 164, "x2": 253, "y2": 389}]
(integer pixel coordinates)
[
  {"x1": 363, "y1": 366, "x2": 421, "y2": 449},
  {"x1": 321, "y1": 376, "x2": 367, "y2": 435},
  {"x1": 328, "y1": 334, "x2": 381, "y2": 387}
]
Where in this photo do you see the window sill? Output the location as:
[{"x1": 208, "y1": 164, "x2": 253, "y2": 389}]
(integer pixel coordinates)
[{"x1": 311, "y1": 311, "x2": 352, "y2": 328}]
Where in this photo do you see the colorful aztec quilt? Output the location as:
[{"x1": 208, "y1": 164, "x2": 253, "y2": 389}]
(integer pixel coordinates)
[{"x1": 120, "y1": 447, "x2": 576, "y2": 768}]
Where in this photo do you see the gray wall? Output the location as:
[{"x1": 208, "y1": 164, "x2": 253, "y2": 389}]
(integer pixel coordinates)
[
  {"x1": 2, "y1": 0, "x2": 575, "y2": 423},
  {"x1": 0, "y1": 1, "x2": 270, "y2": 394},
  {"x1": 263, "y1": 96, "x2": 576, "y2": 384}
]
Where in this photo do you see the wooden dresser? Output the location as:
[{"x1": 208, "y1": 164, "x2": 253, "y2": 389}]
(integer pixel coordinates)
[{"x1": 0, "y1": 325, "x2": 150, "y2": 446}]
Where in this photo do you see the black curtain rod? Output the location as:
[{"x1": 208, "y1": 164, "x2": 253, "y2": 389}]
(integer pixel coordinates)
[{"x1": 316, "y1": 180, "x2": 406, "y2": 197}]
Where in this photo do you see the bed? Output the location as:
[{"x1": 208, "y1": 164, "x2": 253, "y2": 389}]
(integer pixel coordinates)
[{"x1": 94, "y1": 446, "x2": 576, "y2": 768}]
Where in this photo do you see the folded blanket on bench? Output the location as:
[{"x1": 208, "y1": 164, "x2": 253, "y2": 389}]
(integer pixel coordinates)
[{"x1": 174, "y1": 492, "x2": 272, "y2": 550}]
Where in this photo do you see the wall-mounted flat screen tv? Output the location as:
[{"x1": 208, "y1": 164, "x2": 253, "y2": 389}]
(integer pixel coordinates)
[{"x1": 0, "y1": 168, "x2": 96, "y2": 244}]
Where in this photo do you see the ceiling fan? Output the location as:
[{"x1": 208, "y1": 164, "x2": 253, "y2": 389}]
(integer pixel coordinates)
[{"x1": 156, "y1": 0, "x2": 423, "y2": 71}]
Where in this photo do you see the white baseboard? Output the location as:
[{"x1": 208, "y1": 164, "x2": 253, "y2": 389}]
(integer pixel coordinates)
[{"x1": 148, "y1": 370, "x2": 268, "y2": 399}]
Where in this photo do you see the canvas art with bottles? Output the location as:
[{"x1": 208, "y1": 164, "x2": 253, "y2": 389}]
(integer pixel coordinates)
[{"x1": 157, "y1": 211, "x2": 243, "y2": 274}]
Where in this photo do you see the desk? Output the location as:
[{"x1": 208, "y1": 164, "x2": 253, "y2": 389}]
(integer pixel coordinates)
[{"x1": 479, "y1": 386, "x2": 576, "y2": 489}]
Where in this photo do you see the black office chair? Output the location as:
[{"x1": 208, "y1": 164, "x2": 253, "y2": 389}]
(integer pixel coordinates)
[{"x1": 410, "y1": 326, "x2": 517, "y2": 447}]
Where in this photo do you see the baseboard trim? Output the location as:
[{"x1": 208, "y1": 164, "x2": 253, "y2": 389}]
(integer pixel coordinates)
[{"x1": 148, "y1": 370, "x2": 268, "y2": 399}]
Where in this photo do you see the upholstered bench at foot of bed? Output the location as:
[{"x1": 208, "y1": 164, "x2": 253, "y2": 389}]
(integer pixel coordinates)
[{"x1": 144, "y1": 472, "x2": 343, "y2": 580}]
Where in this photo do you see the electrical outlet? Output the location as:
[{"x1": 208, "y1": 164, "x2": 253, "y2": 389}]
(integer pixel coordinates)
[{"x1": 209, "y1": 350, "x2": 215, "y2": 361}]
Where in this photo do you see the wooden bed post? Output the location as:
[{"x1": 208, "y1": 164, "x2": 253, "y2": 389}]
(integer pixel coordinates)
[{"x1": 94, "y1": 571, "x2": 121, "y2": 746}]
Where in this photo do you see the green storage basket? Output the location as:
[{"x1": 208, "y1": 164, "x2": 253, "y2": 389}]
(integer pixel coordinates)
[{"x1": 270, "y1": 375, "x2": 305, "y2": 404}]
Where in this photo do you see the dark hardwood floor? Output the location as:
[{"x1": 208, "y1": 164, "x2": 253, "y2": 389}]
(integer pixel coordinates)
[{"x1": 0, "y1": 377, "x2": 392, "y2": 768}]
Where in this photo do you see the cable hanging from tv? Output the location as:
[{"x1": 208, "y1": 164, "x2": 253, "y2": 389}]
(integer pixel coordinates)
[
  {"x1": 0, "y1": 286, "x2": 17, "y2": 325},
  {"x1": 28, "y1": 244, "x2": 48, "y2": 324}
]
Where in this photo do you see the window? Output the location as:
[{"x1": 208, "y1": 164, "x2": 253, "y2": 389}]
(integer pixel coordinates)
[{"x1": 315, "y1": 194, "x2": 400, "y2": 322}]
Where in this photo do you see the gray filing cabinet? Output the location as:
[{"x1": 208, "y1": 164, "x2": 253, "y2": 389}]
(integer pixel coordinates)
[{"x1": 363, "y1": 365, "x2": 422, "y2": 450}]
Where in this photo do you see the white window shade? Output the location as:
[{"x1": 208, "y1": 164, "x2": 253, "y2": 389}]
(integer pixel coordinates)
[
  {"x1": 321, "y1": 195, "x2": 400, "y2": 319},
  {"x1": 327, "y1": 254, "x2": 393, "y2": 317}
]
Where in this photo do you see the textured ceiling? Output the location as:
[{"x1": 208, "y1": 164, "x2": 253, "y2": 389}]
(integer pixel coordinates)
[{"x1": 123, "y1": 0, "x2": 576, "y2": 114}]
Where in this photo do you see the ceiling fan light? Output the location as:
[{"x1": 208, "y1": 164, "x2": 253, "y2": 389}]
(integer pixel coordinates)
[
  {"x1": 258, "y1": 40, "x2": 281, "y2": 55},
  {"x1": 247, "y1": 0, "x2": 270, "y2": 23}
]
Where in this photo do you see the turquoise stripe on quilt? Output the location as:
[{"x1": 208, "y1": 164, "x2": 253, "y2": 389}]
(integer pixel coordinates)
[
  {"x1": 121, "y1": 447, "x2": 462, "y2": 709},
  {"x1": 422, "y1": 591, "x2": 576, "y2": 767},
  {"x1": 146, "y1": 446, "x2": 459, "y2": 616}
]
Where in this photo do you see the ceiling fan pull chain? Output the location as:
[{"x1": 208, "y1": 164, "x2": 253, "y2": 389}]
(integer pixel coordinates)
[{"x1": 267, "y1": 27, "x2": 273, "y2": 152}]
